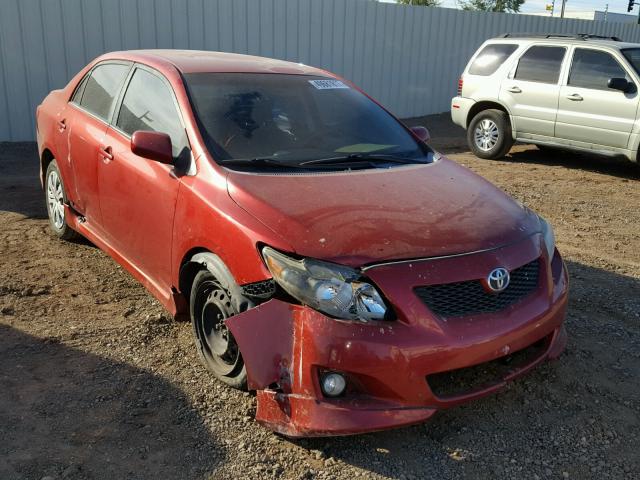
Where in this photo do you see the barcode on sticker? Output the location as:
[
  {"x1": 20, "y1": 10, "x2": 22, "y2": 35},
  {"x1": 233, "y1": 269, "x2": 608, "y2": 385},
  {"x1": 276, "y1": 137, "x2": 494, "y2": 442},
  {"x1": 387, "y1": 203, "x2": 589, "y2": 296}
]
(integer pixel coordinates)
[{"x1": 309, "y1": 79, "x2": 349, "y2": 90}]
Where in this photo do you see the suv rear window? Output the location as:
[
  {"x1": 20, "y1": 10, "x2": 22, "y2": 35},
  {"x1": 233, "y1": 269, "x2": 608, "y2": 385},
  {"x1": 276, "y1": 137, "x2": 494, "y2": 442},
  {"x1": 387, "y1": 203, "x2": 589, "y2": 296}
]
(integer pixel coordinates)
[
  {"x1": 515, "y1": 46, "x2": 566, "y2": 84},
  {"x1": 468, "y1": 44, "x2": 518, "y2": 76}
]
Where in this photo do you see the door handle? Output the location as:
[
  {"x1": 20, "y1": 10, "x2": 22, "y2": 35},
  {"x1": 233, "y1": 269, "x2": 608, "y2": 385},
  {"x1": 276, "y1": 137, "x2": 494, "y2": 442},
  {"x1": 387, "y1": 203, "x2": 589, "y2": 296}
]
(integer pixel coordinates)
[
  {"x1": 57, "y1": 119, "x2": 66, "y2": 131},
  {"x1": 507, "y1": 86, "x2": 522, "y2": 93},
  {"x1": 567, "y1": 93, "x2": 583, "y2": 101},
  {"x1": 100, "y1": 146, "x2": 113, "y2": 161}
]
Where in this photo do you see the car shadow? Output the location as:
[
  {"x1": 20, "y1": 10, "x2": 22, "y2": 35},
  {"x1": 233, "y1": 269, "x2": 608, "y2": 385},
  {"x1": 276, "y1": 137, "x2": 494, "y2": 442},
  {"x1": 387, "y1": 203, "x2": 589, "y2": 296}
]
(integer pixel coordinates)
[
  {"x1": 507, "y1": 147, "x2": 640, "y2": 181},
  {"x1": 0, "y1": 142, "x2": 48, "y2": 219},
  {"x1": 292, "y1": 260, "x2": 640, "y2": 479},
  {"x1": 0, "y1": 324, "x2": 225, "y2": 479}
]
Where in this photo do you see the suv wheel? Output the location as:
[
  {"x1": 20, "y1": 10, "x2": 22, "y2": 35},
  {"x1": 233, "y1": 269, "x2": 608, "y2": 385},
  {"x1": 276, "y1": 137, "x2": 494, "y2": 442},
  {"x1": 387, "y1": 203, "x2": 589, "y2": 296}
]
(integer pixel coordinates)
[
  {"x1": 190, "y1": 269, "x2": 247, "y2": 390},
  {"x1": 467, "y1": 109, "x2": 514, "y2": 159},
  {"x1": 45, "y1": 160, "x2": 79, "y2": 240}
]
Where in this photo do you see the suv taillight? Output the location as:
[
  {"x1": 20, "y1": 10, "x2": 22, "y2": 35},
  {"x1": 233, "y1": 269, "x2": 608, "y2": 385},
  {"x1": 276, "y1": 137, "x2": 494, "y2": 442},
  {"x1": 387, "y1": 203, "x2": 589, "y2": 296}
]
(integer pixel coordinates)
[{"x1": 457, "y1": 77, "x2": 464, "y2": 96}]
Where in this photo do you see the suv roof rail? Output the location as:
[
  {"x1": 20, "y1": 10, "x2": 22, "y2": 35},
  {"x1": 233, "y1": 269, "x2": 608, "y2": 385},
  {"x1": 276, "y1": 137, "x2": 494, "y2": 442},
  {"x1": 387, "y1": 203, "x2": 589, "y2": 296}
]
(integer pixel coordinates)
[{"x1": 501, "y1": 33, "x2": 623, "y2": 42}]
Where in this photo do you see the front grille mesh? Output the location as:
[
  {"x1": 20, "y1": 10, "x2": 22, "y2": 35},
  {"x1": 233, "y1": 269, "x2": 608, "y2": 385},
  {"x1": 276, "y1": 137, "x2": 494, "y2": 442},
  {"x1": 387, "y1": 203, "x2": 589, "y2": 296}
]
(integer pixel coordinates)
[
  {"x1": 414, "y1": 259, "x2": 540, "y2": 318},
  {"x1": 241, "y1": 279, "x2": 276, "y2": 298}
]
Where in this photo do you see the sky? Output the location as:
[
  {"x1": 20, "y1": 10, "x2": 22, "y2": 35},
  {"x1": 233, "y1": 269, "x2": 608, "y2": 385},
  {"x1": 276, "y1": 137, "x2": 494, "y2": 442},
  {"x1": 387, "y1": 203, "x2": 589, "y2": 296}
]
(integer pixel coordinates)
[{"x1": 388, "y1": 0, "x2": 636, "y2": 16}]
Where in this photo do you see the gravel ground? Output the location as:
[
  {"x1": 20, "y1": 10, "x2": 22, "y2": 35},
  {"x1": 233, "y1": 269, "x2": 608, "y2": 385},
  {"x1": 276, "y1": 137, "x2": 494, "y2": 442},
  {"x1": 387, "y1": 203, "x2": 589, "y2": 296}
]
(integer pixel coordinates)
[{"x1": 1, "y1": 114, "x2": 639, "y2": 480}]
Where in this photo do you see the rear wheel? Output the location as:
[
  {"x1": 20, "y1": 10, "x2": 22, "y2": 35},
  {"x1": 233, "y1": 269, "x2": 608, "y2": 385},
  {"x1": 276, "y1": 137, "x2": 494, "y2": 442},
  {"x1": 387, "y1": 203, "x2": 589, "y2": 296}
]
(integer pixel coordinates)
[
  {"x1": 190, "y1": 269, "x2": 247, "y2": 389},
  {"x1": 45, "y1": 160, "x2": 79, "y2": 240},
  {"x1": 467, "y1": 109, "x2": 514, "y2": 159}
]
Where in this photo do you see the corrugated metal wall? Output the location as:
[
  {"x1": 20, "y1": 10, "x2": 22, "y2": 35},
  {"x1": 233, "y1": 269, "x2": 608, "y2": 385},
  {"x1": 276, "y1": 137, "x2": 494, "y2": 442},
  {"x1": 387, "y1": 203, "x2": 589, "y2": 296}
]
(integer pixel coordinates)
[{"x1": 2, "y1": 0, "x2": 640, "y2": 141}]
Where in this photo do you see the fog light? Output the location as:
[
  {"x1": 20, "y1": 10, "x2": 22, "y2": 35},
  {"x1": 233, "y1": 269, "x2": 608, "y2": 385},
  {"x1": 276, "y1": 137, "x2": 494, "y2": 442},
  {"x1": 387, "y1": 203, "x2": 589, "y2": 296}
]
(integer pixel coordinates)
[{"x1": 321, "y1": 372, "x2": 346, "y2": 397}]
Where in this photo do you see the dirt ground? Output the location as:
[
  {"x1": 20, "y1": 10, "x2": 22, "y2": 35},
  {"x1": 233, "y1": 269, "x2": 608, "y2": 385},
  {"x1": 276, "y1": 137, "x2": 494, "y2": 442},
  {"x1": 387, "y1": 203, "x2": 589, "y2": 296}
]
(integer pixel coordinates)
[{"x1": 1, "y1": 114, "x2": 639, "y2": 480}]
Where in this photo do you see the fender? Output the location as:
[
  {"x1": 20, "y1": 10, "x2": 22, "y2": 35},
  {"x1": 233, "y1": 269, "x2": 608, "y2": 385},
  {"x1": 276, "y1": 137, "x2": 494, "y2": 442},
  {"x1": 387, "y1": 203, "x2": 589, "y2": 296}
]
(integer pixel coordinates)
[{"x1": 179, "y1": 252, "x2": 254, "y2": 314}]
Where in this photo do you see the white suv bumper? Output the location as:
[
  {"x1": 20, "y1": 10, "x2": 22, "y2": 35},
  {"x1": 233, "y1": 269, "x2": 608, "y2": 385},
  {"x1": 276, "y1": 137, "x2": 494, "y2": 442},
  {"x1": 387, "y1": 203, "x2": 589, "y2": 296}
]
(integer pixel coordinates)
[{"x1": 451, "y1": 96, "x2": 476, "y2": 129}]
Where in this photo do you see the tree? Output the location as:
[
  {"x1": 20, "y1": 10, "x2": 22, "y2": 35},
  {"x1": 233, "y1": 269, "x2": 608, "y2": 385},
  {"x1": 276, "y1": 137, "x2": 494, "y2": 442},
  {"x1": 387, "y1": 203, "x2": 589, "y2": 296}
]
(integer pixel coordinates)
[
  {"x1": 396, "y1": 0, "x2": 442, "y2": 7},
  {"x1": 460, "y1": 0, "x2": 525, "y2": 13}
]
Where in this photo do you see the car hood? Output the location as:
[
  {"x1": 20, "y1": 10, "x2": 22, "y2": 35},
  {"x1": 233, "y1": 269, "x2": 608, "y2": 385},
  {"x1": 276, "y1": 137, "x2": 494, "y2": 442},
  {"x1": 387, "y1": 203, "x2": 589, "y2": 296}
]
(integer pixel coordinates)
[{"x1": 225, "y1": 158, "x2": 540, "y2": 266}]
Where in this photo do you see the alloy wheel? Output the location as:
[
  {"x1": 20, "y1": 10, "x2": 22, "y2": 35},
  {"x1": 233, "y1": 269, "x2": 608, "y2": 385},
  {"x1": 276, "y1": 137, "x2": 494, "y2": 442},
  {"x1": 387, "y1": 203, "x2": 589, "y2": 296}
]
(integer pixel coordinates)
[
  {"x1": 474, "y1": 119, "x2": 499, "y2": 152},
  {"x1": 47, "y1": 170, "x2": 65, "y2": 229}
]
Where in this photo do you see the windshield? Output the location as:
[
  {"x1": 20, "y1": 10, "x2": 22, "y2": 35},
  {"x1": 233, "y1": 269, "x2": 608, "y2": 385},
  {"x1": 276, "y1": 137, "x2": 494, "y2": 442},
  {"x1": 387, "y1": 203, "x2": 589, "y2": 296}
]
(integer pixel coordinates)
[
  {"x1": 622, "y1": 48, "x2": 640, "y2": 75},
  {"x1": 184, "y1": 73, "x2": 433, "y2": 169}
]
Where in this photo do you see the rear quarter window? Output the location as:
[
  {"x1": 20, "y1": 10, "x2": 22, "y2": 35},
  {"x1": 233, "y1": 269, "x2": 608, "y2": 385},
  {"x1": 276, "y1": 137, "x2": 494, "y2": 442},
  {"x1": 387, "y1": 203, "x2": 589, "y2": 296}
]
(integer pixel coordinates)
[
  {"x1": 79, "y1": 63, "x2": 130, "y2": 121},
  {"x1": 468, "y1": 44, "x2": 518, "y2": 76}
]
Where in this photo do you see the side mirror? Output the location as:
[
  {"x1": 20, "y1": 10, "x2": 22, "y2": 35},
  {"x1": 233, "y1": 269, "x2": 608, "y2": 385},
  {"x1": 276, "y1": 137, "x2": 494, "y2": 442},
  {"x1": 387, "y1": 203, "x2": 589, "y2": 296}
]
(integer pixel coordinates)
[
  {"x1": 410, "y1": 125, "x2": 430, "y2": 143},
  {"x1": 607, "y1": 77, "x2": 634, "y2": 93},
  {"x1": 131, "y1": 130, "x2": 173, "y2": 165}
]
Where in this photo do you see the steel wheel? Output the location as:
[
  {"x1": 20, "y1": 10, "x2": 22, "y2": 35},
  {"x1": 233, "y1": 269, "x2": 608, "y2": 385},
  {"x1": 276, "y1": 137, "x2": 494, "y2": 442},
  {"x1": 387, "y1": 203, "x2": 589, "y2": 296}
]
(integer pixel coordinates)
[
  {"x1": 474, "y1": 119, "x2": 499, "y2": 152},
  {"x1": 190, "y1": 270, "x2": 246, "y2": 388},
  {"x1": 47, "y1": 169, "x2": 65, "y2": 229}
]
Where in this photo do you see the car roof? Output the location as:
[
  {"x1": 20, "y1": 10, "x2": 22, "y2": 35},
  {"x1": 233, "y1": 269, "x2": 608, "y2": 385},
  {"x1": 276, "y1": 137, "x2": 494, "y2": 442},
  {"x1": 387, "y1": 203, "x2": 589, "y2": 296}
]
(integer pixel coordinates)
[
  {"x1": 98, "y1": 49, "x2": 329, "y2": 76},
  {"x1": 486, "y1": 35, "x2": 640, "y2": 50}
]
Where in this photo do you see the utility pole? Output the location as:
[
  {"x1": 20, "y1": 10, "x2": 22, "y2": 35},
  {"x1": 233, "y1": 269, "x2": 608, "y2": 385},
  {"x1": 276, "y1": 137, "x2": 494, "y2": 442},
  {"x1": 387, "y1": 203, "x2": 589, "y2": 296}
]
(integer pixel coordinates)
[
  {"x1": 604, "y1": 4, "x2": 608, "y2": 21},
  {"x1": 560, "y1": 0, "x2": 567, "y2": 18}
]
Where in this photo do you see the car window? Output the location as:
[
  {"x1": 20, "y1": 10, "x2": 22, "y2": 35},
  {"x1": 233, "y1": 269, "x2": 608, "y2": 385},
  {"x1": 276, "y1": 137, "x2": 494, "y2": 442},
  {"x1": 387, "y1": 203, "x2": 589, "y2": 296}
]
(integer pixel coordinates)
[
  {"x1": 79, "y1": 63, "x2": 130, "y2": 121},
  {"x1": 515, "y1": 46, "x2": 566, "y2": 84},
  {"x1": 468, "y1": 44, "x2": 518, "y2": 76},
  {"x1": 71, "y1": 74, "x2": 90, "y2": 104},
  {"x1": 116, "y1": 68, "x2": 189, "y2": 160},
  {"x1": 621, "y1": 48, "x2": 640, "y2": 75},
  {"x1": 569, "y1": 49, "x2": 629, "y2": 90}
]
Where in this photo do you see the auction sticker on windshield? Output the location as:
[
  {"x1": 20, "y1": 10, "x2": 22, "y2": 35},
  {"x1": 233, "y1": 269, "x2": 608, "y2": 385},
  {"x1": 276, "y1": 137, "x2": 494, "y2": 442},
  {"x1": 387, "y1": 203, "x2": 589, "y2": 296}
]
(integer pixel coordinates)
[{"x1": 309, "y1": 79, "x2": 349, "y2": 89}]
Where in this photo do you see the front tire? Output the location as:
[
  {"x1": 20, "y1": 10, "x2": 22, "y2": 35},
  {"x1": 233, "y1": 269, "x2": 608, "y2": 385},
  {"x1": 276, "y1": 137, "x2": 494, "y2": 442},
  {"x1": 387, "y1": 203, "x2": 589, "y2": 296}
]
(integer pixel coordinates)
[
  {"x1": 190, "y1": 269, "x2": 247, "y2": 390},
  {"x1": 467, "y1": 109, "x2": 514, "y2": 159},
  {"x1": 45, "y1": 160, "x2": 79, "y2": 240}
]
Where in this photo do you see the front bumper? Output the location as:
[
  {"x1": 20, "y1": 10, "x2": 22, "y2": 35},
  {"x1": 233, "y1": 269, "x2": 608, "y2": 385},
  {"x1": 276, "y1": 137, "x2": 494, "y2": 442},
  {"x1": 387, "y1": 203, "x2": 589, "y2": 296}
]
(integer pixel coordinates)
[{"x1": 227, "y1": 236, "x2": 569, "y2": 437}]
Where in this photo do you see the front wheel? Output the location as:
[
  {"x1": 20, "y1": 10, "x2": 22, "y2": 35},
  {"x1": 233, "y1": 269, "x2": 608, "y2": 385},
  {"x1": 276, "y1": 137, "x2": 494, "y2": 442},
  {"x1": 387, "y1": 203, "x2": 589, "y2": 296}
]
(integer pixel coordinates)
[
  {"x1": 467, "y1": 109, "x2": 514, "y2": 159},
  {"x1": 190, "y1": 269, "x2": 247, "y2": 390}
]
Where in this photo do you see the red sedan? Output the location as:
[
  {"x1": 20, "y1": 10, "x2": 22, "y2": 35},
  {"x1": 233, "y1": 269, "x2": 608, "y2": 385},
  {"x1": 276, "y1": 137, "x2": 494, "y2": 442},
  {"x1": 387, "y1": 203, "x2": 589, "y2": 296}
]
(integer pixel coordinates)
[{"x1": 36, "y1": 50, "x2": 568, "y2": 437}]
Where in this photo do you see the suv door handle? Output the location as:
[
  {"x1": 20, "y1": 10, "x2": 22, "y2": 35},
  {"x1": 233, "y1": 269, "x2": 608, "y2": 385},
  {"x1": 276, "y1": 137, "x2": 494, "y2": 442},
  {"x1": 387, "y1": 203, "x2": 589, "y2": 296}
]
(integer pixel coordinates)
[
  {"x1": 57, "y1": 119, "x2": 66, "y2": 131},
  {"x1": 507, "y1": 86, "x2": 522, "y2": 93},
  {"x1": 567, "y1": 93, "x2": 583, "y2": 101},
  {"x1": 100, "y1": 146, "x2": 113, "y2": 161}
]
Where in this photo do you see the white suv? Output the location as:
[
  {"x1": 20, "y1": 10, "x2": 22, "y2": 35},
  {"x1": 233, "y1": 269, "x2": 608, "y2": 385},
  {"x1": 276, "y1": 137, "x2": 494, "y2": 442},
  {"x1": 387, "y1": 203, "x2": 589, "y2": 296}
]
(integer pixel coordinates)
[{"x1": 451, "y1": 33, "x2": 640, "y2": 162}]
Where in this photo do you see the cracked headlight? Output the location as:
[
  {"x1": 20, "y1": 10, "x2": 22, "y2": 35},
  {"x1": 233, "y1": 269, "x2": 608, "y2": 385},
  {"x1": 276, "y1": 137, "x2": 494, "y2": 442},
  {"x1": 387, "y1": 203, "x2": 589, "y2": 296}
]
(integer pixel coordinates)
[
  {"x1": 539, "y1": 215, "x2": 556, "y2": 261},
  {"x1": 261, "y1": 247, "x2": 388, "y2": 322}
]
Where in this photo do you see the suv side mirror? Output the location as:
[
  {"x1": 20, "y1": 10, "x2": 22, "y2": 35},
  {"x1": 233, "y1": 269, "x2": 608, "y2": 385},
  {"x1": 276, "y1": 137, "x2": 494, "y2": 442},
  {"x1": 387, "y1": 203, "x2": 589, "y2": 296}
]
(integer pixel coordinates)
[
  {"x1": 131, "y1": 131, "x2": 173, "y2": 165},
  {"x1": 607, "y1": 77, "x2": 635, "y2": 93},
  {"x1": 410, "y1": 125, "x2": 430, "y2": 142}
]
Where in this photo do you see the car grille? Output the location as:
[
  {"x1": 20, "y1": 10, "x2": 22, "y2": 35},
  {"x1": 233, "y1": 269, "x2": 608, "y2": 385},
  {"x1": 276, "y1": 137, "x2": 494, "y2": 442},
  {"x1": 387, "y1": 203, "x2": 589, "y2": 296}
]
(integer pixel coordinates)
[
  {"x1": 241, "y1": 279, "x2": 276, "y2": 298},
  {"x1": 414, "y1": 259, "x2": 540, "y2": 318}
]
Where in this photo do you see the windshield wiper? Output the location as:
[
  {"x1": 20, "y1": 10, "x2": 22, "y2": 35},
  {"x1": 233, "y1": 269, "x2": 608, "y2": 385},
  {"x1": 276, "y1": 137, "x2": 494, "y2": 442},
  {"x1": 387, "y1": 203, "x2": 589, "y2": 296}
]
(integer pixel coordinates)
[
  {"x1": 219, "y1": 153, "x2": 430, "y2": 170},
  {"x1": 299, "y1": 153, "x2": 427, "y2": 166},
  {"x1": 219, "y1": 157, "x2": 309, "y2": 169}
]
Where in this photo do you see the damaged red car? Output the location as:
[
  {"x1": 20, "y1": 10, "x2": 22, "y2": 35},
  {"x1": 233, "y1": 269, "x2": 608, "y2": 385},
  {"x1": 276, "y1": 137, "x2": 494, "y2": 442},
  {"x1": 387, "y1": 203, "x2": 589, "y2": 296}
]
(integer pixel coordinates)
[{"x1": 36, "y1": 50, "x2": 568, "y2": 437}]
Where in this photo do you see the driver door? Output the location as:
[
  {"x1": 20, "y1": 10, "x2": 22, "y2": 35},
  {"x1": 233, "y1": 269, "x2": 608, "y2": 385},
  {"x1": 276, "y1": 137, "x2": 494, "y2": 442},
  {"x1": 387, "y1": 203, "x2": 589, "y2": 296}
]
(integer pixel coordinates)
[
  {"x1": 98, "y1": 65, "x2": 191, "y2": 293},
  {"x1": 556, "y1": 47, "x2": 638, "y2": 149}
]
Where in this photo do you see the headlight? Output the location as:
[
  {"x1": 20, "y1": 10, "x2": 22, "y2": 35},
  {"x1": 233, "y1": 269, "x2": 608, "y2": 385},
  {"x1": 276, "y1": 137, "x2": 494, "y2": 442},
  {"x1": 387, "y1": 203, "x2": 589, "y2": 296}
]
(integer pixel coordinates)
[
  {"x1": 261, "y1": 247, "x2": 388, "y2": 322},
  {"x1": 539, "y1": 215, "x2": 556, "y2": 261}
]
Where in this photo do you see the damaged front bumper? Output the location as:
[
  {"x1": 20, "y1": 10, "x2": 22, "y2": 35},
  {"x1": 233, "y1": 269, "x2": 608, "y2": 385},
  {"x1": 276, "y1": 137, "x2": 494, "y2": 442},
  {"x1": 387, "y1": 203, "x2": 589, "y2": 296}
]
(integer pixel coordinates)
[{"x1": 226, "y1": 237, "x2": 569, "y2": 437}]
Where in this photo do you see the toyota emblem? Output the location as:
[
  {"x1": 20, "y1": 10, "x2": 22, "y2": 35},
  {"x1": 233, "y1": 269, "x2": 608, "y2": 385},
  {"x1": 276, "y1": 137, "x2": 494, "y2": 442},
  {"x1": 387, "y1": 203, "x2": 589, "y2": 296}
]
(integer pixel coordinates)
[{"x1": 487, "y1": 267, "x2": 510, "y2": 293}]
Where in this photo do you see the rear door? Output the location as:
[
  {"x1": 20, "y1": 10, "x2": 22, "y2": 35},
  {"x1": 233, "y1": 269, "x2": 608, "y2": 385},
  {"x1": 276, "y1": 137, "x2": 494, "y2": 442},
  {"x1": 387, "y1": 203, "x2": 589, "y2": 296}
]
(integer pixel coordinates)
[
  {"x1": 98, "y1": 65, "x2": 190, "y2": 291},
  {"x1": 499, "y1": 45, "x2": 567, "y2": 138},
  {"x1": 51, "y1": 75, "x2": 88, "y2": 205},
  {"x1": 556, "y1": 47, "x2": 638, "y2": 149},
  {"x1": 67, "y1": 62, "x2": 131, "y2": 226}
]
